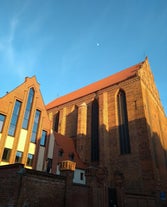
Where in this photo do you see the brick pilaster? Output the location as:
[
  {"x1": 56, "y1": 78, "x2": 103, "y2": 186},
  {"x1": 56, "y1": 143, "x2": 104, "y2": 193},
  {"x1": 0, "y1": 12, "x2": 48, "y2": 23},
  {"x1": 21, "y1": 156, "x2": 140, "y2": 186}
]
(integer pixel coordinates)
[
  {"x1": 99, "y1": 92, "x2": 109, "y2": 166},
  {"x1": 59, "y1": 107, "x2": 66, "y2": 135},
  {"x1": 77, "y1": 102, "x2": 87, "y2": 137}
]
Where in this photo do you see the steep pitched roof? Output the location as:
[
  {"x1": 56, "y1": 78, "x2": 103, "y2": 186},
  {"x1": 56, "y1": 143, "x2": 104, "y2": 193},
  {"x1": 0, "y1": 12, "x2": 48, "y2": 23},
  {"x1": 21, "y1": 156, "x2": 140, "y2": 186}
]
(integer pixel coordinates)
[
  {"x1": 54, "y1": 132, "x2": 87, "y2": 169},
  {"x1": 46, "y1": 60, "x2": 144, "y2": 110}
]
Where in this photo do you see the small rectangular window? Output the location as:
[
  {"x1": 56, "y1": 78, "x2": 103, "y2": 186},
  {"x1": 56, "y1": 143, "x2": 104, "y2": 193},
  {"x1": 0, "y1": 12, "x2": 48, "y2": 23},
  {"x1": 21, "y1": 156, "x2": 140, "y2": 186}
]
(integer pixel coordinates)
[
  {"x1": 15, "y1": 151, "x2": 23, "y2": 163},
  {"x1": 0, "y1": 114, "x2": 6, "y2": 132},
  {"x1": 46, "y1": 158, "x2": 52, "y2": 173},
  {"x1": 80, "y1": 172, "x2": 84, "y2": 180},
  {"x1": 2, "y1": 148, "x2": 11, "y2": 162},
  {"x1": 69, "y1": 153, "x2": 74, "y2": 161},
  {"x1": 26, "y1": 153, "x2": 34, "y2": 166},
  {"x1": 58, "y1": 149, "x2": 64, "y2": 157},
  {"x1": 40, "y1": 130, "x2": 47, "y2": 146}
]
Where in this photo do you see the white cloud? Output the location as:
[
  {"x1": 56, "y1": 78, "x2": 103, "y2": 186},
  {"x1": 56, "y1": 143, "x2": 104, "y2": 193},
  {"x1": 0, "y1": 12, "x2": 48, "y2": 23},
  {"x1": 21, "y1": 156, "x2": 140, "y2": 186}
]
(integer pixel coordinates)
[
  {"x1": 0, "y1": 1, "x2": 37, "y2": 80},
  {"x1": 0, "y1": 10, "x2": 20, "y2": 69}
]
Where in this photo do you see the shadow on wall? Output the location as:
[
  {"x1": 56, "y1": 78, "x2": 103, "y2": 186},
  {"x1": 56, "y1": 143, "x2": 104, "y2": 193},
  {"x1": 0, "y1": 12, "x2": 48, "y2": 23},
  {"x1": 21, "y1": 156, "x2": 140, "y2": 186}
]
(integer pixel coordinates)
[
  {"x1": 52, "y1": 106, "x2": 167, "y2": 197},
  {"x1": 65, "y1": 106, "x2": 78, "y2": 138},
  {"x1": 99, "y1": 117, "x2": 167, "y2": 207},
  {"x1": 40, "y1": 106, "x2": 167, "y2": 207},
  {"x1": 0, "y1": 117, "x2": 167, "y2": 207}
]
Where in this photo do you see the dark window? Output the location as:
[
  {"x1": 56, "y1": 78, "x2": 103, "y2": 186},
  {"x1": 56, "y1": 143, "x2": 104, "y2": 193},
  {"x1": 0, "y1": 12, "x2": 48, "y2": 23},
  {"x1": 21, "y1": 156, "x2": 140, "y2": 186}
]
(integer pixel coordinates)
[
  {"x1": 22, "y1": 88, "x2": 34, "y2": 129},
  {"x1": 26, "y1": 153, "x2": 34, "y2": 166},
  {"x1": 46, "y1": 158, "x2": 52, "y2": 173},
  {"x1": 8, "y1": 100, "x2": 22, "y2": 136},
  {"x1": 15, "y1": 151, "x2": 23, "y2": 163},
  {"x1": 31, "y1": 110, "x2": 41, "y2": 143},
  {"x1": 69, "y1": 153, "x2": 74, "y2": 161},
  {"x1": 40, "y1": 130, "x2": 47, "y2": 146},
  {"x1": 108, "y1": 188, "x2": 118, "y2": 207},
  {"x1": 2, "y1": 148, "x2": 11, "y2": 162},
  {"x1": 91, "y1": 98, "x2": 99, "y2": 162},
  {"x1": 0, "y1": 114, "x2": 6, "y2": 132},
  {"x1": 117, "y1": 90, "x2": 131, "y2": 154},
  {"x1": 58, "y1": 149, "x2": 64, "y2": 157},
  {"x1": 54, "y1": 111, "x2": 60, "y2": 132},
  {"x1": 80, "y1": 172, "x2": 84, "y2": 180}
]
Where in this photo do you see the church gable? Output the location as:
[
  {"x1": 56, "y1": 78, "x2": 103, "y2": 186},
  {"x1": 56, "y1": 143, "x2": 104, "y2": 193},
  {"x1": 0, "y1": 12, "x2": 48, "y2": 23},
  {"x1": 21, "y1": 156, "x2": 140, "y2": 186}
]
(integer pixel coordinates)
[{"x1": 138, "y1": 57, "x2": 164, "y2": 113}]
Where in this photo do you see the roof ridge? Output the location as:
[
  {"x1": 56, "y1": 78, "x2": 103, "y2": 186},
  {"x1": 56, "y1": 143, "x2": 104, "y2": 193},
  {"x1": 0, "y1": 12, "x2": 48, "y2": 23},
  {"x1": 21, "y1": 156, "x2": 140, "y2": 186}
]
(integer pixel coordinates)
[{"x1": 46, "y1": 60, "x2": 145, "y2": 110}]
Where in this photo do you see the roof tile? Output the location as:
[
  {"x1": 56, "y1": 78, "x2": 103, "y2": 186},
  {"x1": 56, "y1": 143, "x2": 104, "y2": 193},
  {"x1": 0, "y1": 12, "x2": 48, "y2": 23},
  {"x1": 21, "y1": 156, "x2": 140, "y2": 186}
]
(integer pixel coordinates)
[
  {"x1": 46, "y1": 60, "x2": 144, "y2": 110},
  {"x1": 54, "y1": 132, "x2": 87, "y2": 169}
]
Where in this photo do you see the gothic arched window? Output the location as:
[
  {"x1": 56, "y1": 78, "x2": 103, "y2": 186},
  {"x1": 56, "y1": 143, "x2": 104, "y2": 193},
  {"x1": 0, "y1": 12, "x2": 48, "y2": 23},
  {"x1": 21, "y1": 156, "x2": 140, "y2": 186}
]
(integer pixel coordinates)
[
  {"x1": 117, "y1": 90, "x2": 131, "y2": 154},
  {"x1": 54, "y1": 111, "x2": 60, "y2": 132},
  {"x1": 91, "y1": 98, "x2": 99, "y2": 162}
]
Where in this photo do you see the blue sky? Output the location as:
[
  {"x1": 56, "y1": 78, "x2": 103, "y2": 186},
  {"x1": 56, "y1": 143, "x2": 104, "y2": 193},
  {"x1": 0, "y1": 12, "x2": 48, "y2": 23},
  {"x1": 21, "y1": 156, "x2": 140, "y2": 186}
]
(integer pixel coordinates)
[{"x1": 0, "y1": 0, "x2": 167, "y2": 115}]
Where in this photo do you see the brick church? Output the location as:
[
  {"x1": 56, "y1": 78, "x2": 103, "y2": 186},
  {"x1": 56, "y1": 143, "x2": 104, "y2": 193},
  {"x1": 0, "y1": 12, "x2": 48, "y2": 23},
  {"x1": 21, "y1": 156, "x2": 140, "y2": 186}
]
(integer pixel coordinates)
[{"x1": 0, "y1": 57, "x2": 167, "y2": 206}]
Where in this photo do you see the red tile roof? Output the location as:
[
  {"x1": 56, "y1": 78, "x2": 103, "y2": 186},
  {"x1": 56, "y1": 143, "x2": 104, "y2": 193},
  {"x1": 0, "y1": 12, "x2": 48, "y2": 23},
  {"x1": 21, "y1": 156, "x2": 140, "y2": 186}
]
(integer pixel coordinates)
[
  {"x1": 54, "y1": 132, "x2": 87, "y2": 169},
  {"x1": 46, "y1": 60, "x2": 144, "y2": 110}
]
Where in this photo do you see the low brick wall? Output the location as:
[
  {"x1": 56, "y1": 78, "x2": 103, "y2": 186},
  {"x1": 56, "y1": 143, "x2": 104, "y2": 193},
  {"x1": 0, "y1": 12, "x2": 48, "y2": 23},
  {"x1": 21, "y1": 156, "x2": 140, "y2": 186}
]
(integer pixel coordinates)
[
  {"x1": 0, "y1": 164, "x2": 65, "y2": 206},
  {"x1": 0, "y1": 164, "x2": 21, "y2": 206},
  {"x1": 0, "y1": 164, "x2": 90, "y2": 207}
]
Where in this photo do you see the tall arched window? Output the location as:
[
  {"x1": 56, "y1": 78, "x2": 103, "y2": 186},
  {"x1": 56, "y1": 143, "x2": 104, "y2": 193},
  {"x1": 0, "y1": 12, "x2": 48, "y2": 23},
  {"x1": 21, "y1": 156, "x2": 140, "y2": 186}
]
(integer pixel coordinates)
[
  {"x1": 91, "y1": 98, "x2": 99, "y2": 162},
  {"x1": 54, "y1": 111, "x2": 60, "y2": 132},
  {"x1": 8, "y1": 100, "x2": 22, "y2": 136},
  {"x1": 22, "y1": 88, "x2": 34, "y2": 129},
  {"x1": 31, "y1": 109, "x2": 41, "y2": 143},
  {"x1": 117, "y1": 90, "x2": 131, "y2": 154}
]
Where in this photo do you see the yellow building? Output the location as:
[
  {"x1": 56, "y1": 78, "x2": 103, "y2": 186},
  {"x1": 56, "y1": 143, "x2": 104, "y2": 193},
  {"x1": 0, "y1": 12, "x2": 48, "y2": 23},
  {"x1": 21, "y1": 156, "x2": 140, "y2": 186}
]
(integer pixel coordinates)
[{"x1": 0, "y1": 76, "x2": 51, "y2": 170}]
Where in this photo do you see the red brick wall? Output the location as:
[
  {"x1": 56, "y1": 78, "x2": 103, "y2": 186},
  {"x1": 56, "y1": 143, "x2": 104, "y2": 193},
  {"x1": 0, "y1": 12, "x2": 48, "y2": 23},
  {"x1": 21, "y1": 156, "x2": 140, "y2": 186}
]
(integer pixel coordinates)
[
  {"x1": 0, "y1": 164, "x2": 66, "y2": 206},
  {"x1": 0, "y1": 164, "x2": 21, "y2": 206},
  {"x1": 0, "y1": 164, "x2": 91, "y2": 207},
  {"x1": 47, "y1": 61, "x2": 167, "y2": 206}
]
